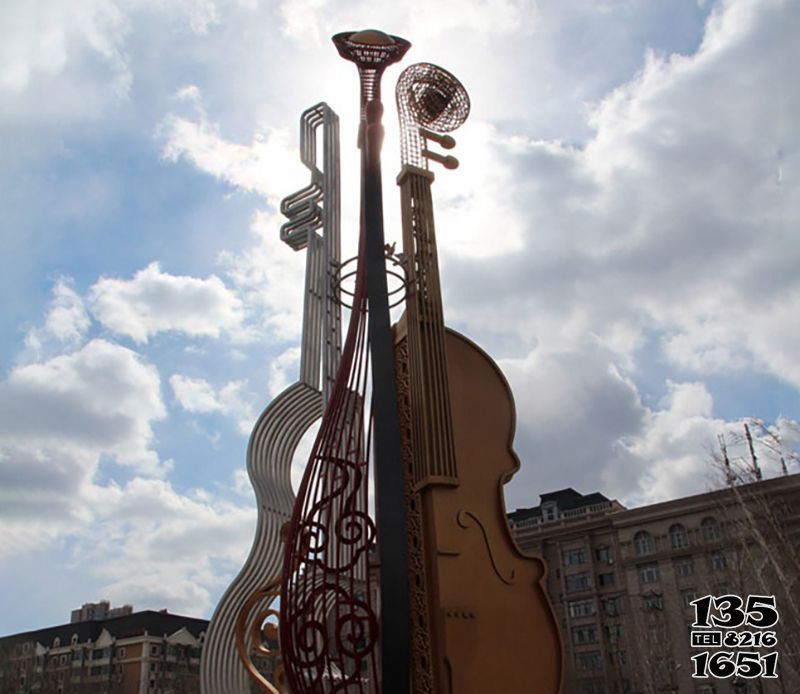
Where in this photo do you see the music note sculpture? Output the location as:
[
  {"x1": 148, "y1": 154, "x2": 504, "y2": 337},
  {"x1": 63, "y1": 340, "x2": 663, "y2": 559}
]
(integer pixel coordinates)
[{"x1": 209, "y1": 28, "x2": 563, "y2": 694}]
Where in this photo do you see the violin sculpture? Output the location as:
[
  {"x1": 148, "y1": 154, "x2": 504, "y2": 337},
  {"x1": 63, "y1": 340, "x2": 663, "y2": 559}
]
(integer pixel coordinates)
[{"x1": 393, "y1": 62, "x2": 563, "y2": 694}]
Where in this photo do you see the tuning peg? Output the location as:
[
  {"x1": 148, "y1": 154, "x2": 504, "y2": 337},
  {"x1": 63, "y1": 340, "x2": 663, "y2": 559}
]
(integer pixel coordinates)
[
  {"x1": 420, "y1": 127, "x2": 456, "y2": 150},
  {"x1": 422, "y1": 149, "x2": 459, "y2": 169}
]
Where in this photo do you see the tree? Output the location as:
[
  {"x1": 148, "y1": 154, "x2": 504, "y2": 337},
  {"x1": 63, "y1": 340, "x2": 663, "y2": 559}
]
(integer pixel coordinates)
[{"x1": 709, "y1": 419, "x2": 800, "y2": 693}]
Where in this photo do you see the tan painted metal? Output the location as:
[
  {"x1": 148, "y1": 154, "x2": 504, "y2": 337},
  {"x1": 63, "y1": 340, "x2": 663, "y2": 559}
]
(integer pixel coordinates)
[{"x1": 394, "y1": 63, "x2": 563, "y2": 693}]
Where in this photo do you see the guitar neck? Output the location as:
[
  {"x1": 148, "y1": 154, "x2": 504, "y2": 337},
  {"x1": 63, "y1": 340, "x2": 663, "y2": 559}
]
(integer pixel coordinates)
[{"x1": 398, "y1": 164, "x2": 459, "y2": 489}]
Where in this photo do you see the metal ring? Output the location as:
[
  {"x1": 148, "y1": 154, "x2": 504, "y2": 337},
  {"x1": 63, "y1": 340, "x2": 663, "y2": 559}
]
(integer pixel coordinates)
[{"x1": 332, "y1": 252, "x2": 408, "y2": 309}]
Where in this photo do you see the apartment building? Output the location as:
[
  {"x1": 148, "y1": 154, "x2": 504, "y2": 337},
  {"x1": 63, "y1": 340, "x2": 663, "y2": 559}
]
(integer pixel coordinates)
[
  {"x1": 510, "y1": 474, "x2": 800, "y2": 694},
  {"x1": 70, "y1": 602, "x2": 133, "y2": 625},
  {"x1": 0, "y1": 608, "x2": 207, "y2": 694}
]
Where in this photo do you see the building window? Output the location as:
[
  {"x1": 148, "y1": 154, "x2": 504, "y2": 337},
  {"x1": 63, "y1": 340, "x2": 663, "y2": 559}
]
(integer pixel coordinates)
[
  {"x1": 151, "y1": 645, "x2": 160, "y2": 656},
  {"x1": 634, "y1": 531, "x2": 655, "y2": 555},
  {"x1": 648, "y1": 623, "x2": 668, "y2": 642},
  {"x1": 595, "y1": 546, "x2": 611, "y2": 563},
  {"x1": 116, "y1": 647, "x2": 126, "y2": 659},
  {"x1": 53, "y1": 637, "x2": 61, "y2": 648},
  {"x1": 92, "y1": 649, "x2": 105, "y2": 660},
  {"x1": 674, "y1": 555, "x2": 694, "y2": 577},
  {"x1": 568, "y1": 599, "x2": 596, "y2": 618},
  {"x1": 70, "y1": 634, "x2": 79, "y2": 645},
  {"x1": 566, "y1": 572, "x2": 593, "y2": 593},
  {"x1": 59, "y1": 655, "x2": 67, "y2": 666},
  {"x1": 682, "y1": 589, "x2": 698, "y2": 608},
  {"x1": 572, "y1": 625, "x2": 598, "y2": 644},
  {"x1": 602, "y1": 597, "x2": 619, "y2": 616},
  {"x1": 702, "y1": 517, "x2": 721, "y2": 542},
  {"x1": 72, "y1": 649, "x2": 82, "y2": 661},
  {"x1": 563, "y1": 548, "x2": 588, "y2": 565},
  {"x1": 616, "y1": 650, "x2": 627, "y2": 665},
  {"x1": 710, "y1": 551, "x2": 727, "y2": 571},
  {"x1": 669, "y1": 524, "x2": 689, "y2": 549},
  {"x1": 543, "y1": 502, "x2": 557, "y2": 521},
  {"x1": 576, "y1": 651, "x2": 603, "y2": 671},
  {"x1": 598, "y1": 572, "x2": 615, "y2": 587},
  {"x1": 643, "y1": 593, "x2": 664, "y2": 611},
  {"x1": 90, "y1": 666, "x2": 101, "y2": 676},
  {"x1": 639, "y1": 562, "x2": 660, "y2": 583},
  {"x1": 605, "y1": 624, "x2": 624, "y2": 642}
]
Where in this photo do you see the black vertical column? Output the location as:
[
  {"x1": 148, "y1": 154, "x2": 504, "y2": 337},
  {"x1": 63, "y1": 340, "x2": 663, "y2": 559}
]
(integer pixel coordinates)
[{"x1": 363, "y1": 98, "x2": 410, "y2": 693}]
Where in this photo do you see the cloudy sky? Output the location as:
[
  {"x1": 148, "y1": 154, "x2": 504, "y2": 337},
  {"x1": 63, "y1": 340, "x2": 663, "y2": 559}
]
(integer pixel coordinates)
[{"x1": 1, "y1": 0, "x2": 798, "y2": 635}]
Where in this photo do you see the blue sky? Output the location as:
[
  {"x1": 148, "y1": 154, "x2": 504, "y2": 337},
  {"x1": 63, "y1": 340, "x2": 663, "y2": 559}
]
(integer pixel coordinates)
[{"x1": 1, "y1": 0, "x2": 798, "y2": 635}]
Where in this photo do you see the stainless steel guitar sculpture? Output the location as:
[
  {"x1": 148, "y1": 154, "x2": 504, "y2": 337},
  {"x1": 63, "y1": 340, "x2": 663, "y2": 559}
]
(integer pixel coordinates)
[{"x1": 200, "y1": 102, "x2": 341, "y2": 694}]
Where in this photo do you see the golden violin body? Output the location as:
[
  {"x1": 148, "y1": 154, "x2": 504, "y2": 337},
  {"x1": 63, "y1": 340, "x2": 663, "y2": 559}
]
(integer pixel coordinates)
[{"x1": 397, "y1": 324, "x2": 563, "y2": 694}]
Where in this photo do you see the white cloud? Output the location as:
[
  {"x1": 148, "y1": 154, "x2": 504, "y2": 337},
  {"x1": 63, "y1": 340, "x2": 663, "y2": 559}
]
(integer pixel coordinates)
[
  {"x1": 0, "y1": 0, "x2": 229, "y2": 96},
  {"x1": 24, "y1": 278, "x2": 92, "y2": 357},
  {"x1": 267, "y1": 346, "x2": 301, "y2": 398},
  {"x1": 219, "y1": 210, "x2": 308, "y2": 343},
  {"x1": 441, "y1": 0, "x2": 800, "y2": 396},
  {"x1": 501, "y1": 342, "x2": 646, "y2": 508},
  {"x1": 0, "y1": 332, "x2": 256, "y2": 614},
  {"x1": 0, "y1": 338, "x2": 171, "y2": 559},
  {"x1": 88, "y1": 262, "x2": 244, "y2": 344},
  {"x1": 0, "y1": 0, "x2": 130, "y2": 95},
  {"x1": 175, "y1": 0, "x2": 220, "y2": 35},
  {"x1": 170, "y1": 374, "x2": 257, "y2": 434},
  {"x1": 278, "y1": 0, "x2": 538, "y2": 45},
  {"x1": 0, "y1": 339, "x2": 167, "y2": 474},
  {"x1": 76, "y1": 476, "x2": 255, "y2": 616},
  {"x1": 160, "y1": 86, "x2": 305, "y2": 206},
  {"x1": 279, "y1": 0, "x2": 327, "y2": 42},
  {"x1": 170, "y1": 374, "x2": 221, "y2": 413},
  {"x1": 501, "y1": 343, "x2": 784, "y2": 511},
  {"x1": 44, "y1": 279, "x2": 92, "y2": 343},
  {"x1": 430, "y1": 121, "x2": 529, "y2": 258}
]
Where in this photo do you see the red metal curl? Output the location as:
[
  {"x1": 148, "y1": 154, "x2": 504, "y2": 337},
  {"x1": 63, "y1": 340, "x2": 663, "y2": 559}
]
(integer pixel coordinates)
[{"x1": 279, "y1": 222, "x2": 379, "y2": 693}]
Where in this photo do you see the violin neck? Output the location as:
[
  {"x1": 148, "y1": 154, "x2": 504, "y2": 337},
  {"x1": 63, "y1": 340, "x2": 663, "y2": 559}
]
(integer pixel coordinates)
[{"x1": 398, "y1": 164, "x2": 459, "y2": 489}]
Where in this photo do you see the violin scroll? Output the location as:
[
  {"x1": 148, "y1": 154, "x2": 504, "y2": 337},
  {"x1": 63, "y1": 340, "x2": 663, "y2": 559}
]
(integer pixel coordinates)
[{"x1": 397, "y1": 63, "x2": 470, "y2": 169}]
